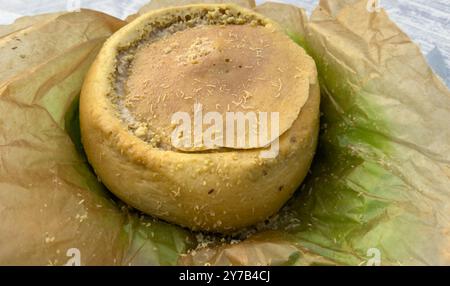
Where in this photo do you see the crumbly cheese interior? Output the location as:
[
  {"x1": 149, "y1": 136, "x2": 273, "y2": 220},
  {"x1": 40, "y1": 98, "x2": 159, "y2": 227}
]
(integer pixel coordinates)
[{"x1": 112, "y1": 8, "x2": 312, "y2": 151}]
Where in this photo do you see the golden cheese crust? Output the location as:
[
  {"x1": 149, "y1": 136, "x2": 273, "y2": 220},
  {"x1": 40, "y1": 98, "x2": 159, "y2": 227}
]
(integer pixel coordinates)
[{"x1": 80, "y1": 4, "x2": 320, "y2": 232}]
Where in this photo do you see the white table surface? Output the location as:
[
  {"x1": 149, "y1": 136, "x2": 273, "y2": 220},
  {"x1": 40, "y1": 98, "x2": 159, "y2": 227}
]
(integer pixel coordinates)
[{"x1": 0, "y1": 0, "x2": 449, "y2": 87}]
